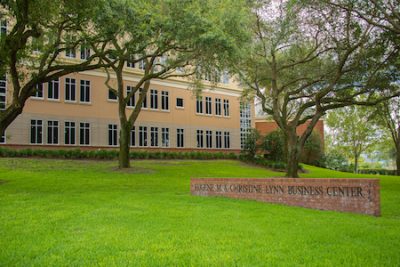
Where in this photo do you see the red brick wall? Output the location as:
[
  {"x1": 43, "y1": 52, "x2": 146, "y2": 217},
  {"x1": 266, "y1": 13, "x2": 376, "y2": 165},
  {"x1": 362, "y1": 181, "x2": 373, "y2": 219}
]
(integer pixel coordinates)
[
  {"x1": 255, "y1": 120, "x2": 324, "y2": 140},
  {"x1": 191, "y1": 178, "x2": 380, "y2": 216}
]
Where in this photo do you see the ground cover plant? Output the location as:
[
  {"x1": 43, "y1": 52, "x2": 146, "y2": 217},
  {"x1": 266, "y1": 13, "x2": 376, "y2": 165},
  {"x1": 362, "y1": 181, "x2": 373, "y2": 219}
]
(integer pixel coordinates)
[{"x1": 0, "y1": 158, "x2": 399, "y2": 266}]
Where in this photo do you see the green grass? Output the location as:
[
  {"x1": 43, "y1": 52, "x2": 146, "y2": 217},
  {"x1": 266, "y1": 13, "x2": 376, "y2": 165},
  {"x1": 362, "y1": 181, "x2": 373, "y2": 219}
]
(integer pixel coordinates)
[{"x1": 0, "y1": 158, "x2": 399, "y2": 266}]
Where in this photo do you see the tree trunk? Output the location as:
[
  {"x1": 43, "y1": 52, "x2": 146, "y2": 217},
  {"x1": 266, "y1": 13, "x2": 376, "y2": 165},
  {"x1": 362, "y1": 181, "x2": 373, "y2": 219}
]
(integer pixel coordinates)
[
  {"x1": 354, "y1": 154, "x2": 359, "y2": 173},
  {"x1": 285, "y1": 130, "x2": 301, "y2": 178},
  {"x1": 119, "y1": 121, "x2": 131, "y2": 169},
  {"x1": 396, "y1": 145, "x2": 400, "y2": 176}
]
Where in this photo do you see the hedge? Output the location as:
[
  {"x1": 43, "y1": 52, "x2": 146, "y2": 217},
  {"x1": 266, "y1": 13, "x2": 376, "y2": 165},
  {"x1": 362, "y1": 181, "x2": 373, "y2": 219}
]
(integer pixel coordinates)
[{"x1": 0, "y1": 147, "x2": 239, "y2": 160}]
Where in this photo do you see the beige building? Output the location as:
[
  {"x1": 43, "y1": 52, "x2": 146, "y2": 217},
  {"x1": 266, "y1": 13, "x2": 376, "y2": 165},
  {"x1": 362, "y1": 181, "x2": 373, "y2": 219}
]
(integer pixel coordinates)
[{"x1": 0, "y1": 59, "x2": 255, "y2": 153}]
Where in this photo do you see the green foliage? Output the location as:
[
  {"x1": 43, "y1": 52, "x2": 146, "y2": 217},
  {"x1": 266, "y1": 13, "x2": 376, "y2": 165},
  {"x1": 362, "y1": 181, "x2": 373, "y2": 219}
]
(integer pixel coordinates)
[
  {"x1": 240, "y1": 128, "x2": 261, "y2": 159},
  {"x1": 0, "y1": 147, "x2": 238, "y2": 160},
  {"x1": 320, "y1": 151, "x2": 352, "y2": 173},
  {"x1": 263, "y1": 130, "x2": 286, "y2": 162},
  {"x1": 301, "y1": 132, "x2": 324, "y2": 165}
]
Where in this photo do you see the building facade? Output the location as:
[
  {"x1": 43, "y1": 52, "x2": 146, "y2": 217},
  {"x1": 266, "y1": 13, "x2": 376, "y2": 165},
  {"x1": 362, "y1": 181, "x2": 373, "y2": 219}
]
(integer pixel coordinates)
[{"x1": 0, "y1": 60, "x2": 255, "y2": 153}]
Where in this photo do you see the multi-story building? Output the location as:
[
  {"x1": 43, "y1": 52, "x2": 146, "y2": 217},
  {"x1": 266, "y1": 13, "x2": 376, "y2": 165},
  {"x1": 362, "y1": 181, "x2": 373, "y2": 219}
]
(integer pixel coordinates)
[{"x1": 0, "y1": 50, "x2": 255, "y2": 153}]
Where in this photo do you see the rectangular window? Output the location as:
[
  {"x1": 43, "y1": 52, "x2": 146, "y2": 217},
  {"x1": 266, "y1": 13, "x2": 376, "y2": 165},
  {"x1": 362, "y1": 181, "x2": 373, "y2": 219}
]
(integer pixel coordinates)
[
  {"x1": 0, "y1": 131, "x2": 5, "y2": 144},
  {"x1": 222, "y1": 71, "x2": 230, "y2": 84},
  {"x1": 108, "y1": 89, "x2": 117, "y2": 101},
  {"x1": 127, "y1": 61, "x2": 135, "y2": 68},
  {"x1": 65, "y1": 35, "x2": 76, "y2": 58},
  {"x1": 223, "y1": 99, "x2": 230, "y2": 116},
  {"x1": 80, "y1": 80, "x2": 90, "y2": 103},
  {"x1": 47, "y1": 121, "x2": 59, "y2": 144},
  {"x1": 48, "y1": 78, "x2": 59, "y2": 100},
  {"x1": 215, "y1": 98, "x2": 222, "y2": 116},
  {"x1": 150, "y1": 127, "x2": 158, "y2": 147},
  {"x1": 33, "y1": 83, "x2": 44, "y2": 99},
  {"x1": 216, "y1": 131, "x2": 222, "y2": 148},
  {"x1": 196, "y1": 130, "x2": 204, "y2": 148},
  {"x1": 150, "y1": 89, "x2": 158, "y2": 109},
  {"x1": 127, "y1": 86, "x2": 136, "y2": 107},
  {"x1": 30, "y1": 120, "x2": 43, "y2": 144},
  {"x1": 0, "y1": 20, "x2": 7, "y2": 36},
  {"x1": 205, "y1": 97, "x2": 212, "y2": 115},
  {"x1": 139, "y1": 126, "x2": 148, "y2": 147},
  {"x1": 177, "y1": 128, "x2": 184, "y2": 148},
  {"x1": 196, "y1": 97, "x2": 203, "y2": 114},
  {"x1": 161, "y1": 91, "x2": 169, "y2": 110},
  {"x1": 206, "y1": 130, "x2": 212, "y2": 148},
  {"x1": 64, "y1": 121, "x2": 76, "y2": 145},
  {"x1": 140, "y1": 88, "x2": 147, "y2": 108},
  {"x1": 65, "y1": 78, "x2": 76, "y2": 102},
  {"x1": 0, "y1": 75, "x2": 6, "y2": 110},
  {"x1": 79, "y1": 122, "x2": 90, "y2": 145},
  {"x1": 224, "y1": 132, "x2": 230, "y2": 149},
  {"x1": 138, "y1": 59, "x2": 146, "y2": 70},
  {"x1": 176, "y1": 98, "x2": 184, "y2": 108},
  {"x1": 80, "y1": 45, "x2": 91, "y2": 60},
  {"x1": 108, "y1": 124, "x2": 118, "y2": 146},
  {"x1": 130, "y1": 126, "x2": 136, "y2": 147},
  {"x1": 161, "y1": 128, "x2": 169, "y2": 147}
]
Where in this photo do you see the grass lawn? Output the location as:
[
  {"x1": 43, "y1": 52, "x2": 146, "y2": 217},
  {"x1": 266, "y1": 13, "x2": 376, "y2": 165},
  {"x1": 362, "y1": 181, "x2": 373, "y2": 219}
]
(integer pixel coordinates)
[{"x1": 0, "y1": 158, "x2": 399, "y2": 266}]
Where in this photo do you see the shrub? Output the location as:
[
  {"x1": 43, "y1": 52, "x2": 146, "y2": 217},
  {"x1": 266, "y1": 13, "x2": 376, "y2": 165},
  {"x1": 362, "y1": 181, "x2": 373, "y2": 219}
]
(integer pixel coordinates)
[
  {"x1": 263, "y1": 130, "x2": 285, "y2": 162},
  {"x1": 241, "y1": 128, "x2": 261, "y2": 159}
]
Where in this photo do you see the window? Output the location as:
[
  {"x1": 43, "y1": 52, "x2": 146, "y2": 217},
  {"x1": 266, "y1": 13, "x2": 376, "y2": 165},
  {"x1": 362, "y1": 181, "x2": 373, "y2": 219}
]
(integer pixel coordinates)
[
  {"x1": 216, "y1": 131, "x2": 222, "y2": 148},
  {"x1": 108, "y1": 89, "x2": 117, "y2": 100},
  {"x1": 161, "y1": 91, "x2": 169, "y2": 110},
  {"x1": 108, "y1": 124, "x2": 118, "y2": 146},
  {"x1": 130, "y1": 126, "x2": 136, "y2": 146},
  {"x1": 222, "y1": 71, "x2": 230, "y2": 84},
  {"x1": 0, "y1": 75, "x2": 6, "y2": 110},
  {"x1": 47, "y1": 121, "x2": 59, "y2": 144},
  {"x1": 215, "y1": 98, "x2": 222, "y2": 116},
  {"x1": 48, "y1": 78, "x2": 59, "y2": 100},
  {"x1": 126, "y1": 86, "x2": 136, "y2": 107},
  {"x1": 196, "y1": 130, "x2": 204, "y2": 148},
  {"x1": 150, "y1": 89, "x2": 158, "y2": 109},
  {"x1": 150, "y1": 127, "x2": 158, "y2": 147},
  {"x1": 177, "y1": 128, "x2": 184, "y2": 148},
  {"x1": 240, "y1": 103, "x2": 252, "y2": 149},
  {"x1": 196, "y1": 97, "x2": 203, "y2": 113},
  {"x1": 139, "y1": 126, "x2": 147, "y2": 146},
  {"x1": 205, "y1": 97, "x2": 212, "y2": 115},
  {"x1": 65, "y1": 78, "x2": 76, "y2": 101},
  {"x1": 64, "y1": 121, "x2": 76, "y2": 145},
  {"x1": 127, "y1": 61, "x2": 135, "y2": 68},
  {"x1": 79, "y1": 122, "x2": 90, "y2": 145},
  {"x1": 80, "y1": 45, "x2": 91, "y2": 60},
  {"x1": 0, "y1": 131, "x2": 5, "y2": 144},
  {"x1": 138, "y1": 59, "x2": 146, "y2": 70},
  {"x1": 65, "y1": 35, "x2": 76, "y2": 58},
  {"x1": 206, "y1": 130, "x2": 212, "y2": 148},
  {"x1": 140, "y1": 88, "x2": 147, "y2": 108},
  {"x1": 30, "y1": 120, "x2": 43, "y2": 144},
  {"x1": 80, "y1": 80, "x2": 90, "y2": 103},
  {"x1": 223, "y1": 99, "x2": 230, "y2": 116},
  {"x1": 0, "y1": 20, "x2": 7, "y2": 36},
  {"x1": 224, "y1": 132, "x2": 230, "y2": 148},
  {"x1": 176, "y1": 98, "x2": 184, "y2": 108},
  {"x1": 161, "y1": 128, "x2": 169, "y2": 147},
  {"x1": 33, "y1": 83, "x2": 44, "y2": 99}
]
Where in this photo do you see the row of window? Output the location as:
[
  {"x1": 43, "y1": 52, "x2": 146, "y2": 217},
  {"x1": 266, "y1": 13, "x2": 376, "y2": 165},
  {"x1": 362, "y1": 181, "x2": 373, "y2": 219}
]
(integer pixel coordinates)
[
  {"x1": 196, "y1": 97, "x2": 230, "y2": 116},
  {"x1": 29, "y1": 120, "x2": 231, "y2": 149},
  {"x1": 33, "y1": 78, "x2": 91, "y2": 103},
  {"x1": 30, "y1": 120, "x2": 90, "y2": 145},
  {"x1": 0, "y1": 76, "x2": 6, "y2": 110},
  {"x1": 196, "y1": 130, "x2": 230, "y2": 149},
  {"x1": 108, "y1": 88, "x2": 170, "y2": 111}
]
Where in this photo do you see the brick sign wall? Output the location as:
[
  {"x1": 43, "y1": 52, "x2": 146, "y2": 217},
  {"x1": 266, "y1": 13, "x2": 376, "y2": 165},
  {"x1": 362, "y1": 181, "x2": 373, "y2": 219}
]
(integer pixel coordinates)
[{"x1": 191, "y1": 178, "x2": 380, "y2": 216}]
